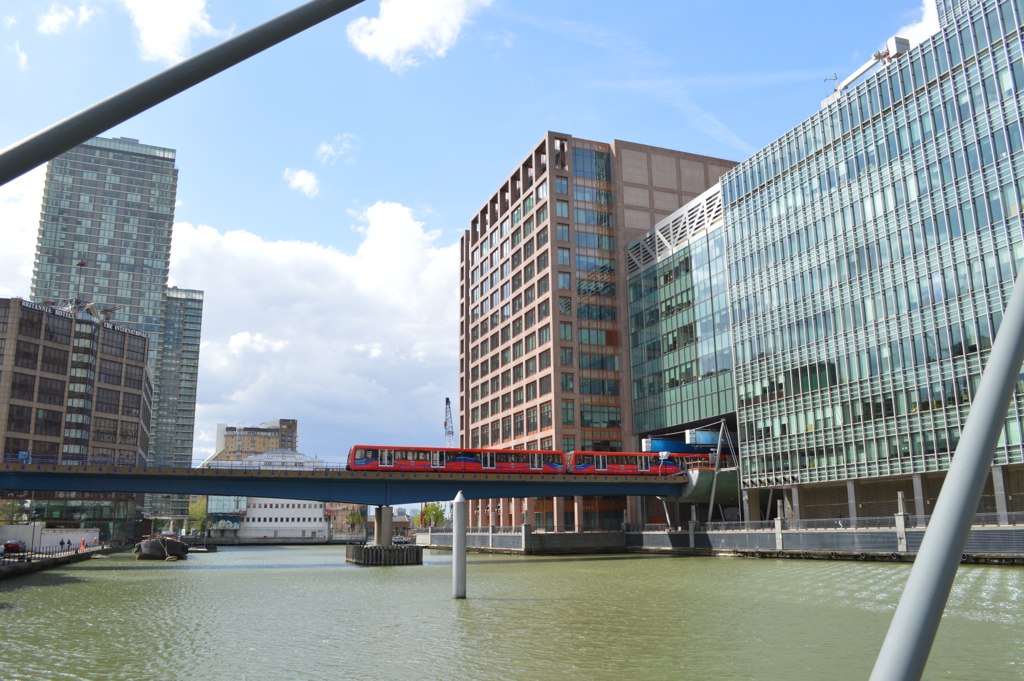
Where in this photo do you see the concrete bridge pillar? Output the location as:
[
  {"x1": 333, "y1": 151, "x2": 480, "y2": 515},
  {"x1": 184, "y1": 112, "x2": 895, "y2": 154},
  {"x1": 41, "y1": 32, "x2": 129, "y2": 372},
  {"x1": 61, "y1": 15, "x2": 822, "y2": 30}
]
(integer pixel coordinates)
[
  {"x1": 374, "y1": 506, "x2": 394, "y2": 545},
  {"x1": 553, "y1": 496, "x2": 565, "y2": 531},
  {"x1": 488, "y1": 499, "x2": 497, "y2": 528},
  {"x1": 574, "y1": 495, "x2": 584, "y2": 533},
  {"x1": 525, "y1": 497, "x2": 536, "y2": 528},
  {"x1": 511, "y1": 497, "x2": 522, "y2": 527},
  {"x1": 626, "y1": 496, "x2": 643, "y2": 530},
  {"x1": 847, "y1": 480, "x2": 859, "y2": 529},
  {"x1": 500, "y1": 498, "x2": 509, "y2": 527},
  {"x1": 912, "y1": 473, "x2": 927, "y2": 521},
  {"x1": 992, "y1": 465, "x2": 1010, "y2": 525}
]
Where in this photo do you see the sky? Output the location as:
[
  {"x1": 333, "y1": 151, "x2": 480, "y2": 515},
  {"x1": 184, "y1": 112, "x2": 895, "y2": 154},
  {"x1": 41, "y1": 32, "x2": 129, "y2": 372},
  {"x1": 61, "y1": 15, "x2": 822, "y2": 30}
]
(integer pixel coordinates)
[{"x1": 0, "y1": 0, "x2": 940, "y2": 465}]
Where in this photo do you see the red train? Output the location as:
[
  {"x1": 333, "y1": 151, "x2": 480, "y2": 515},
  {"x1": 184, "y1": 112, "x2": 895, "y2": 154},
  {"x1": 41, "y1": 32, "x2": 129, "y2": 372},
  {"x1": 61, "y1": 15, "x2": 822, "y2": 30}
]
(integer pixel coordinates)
[
  {"x1": 347, "y1": 445, "x2": 717, "y2": 476},
  {"x1": 347, "y1": 445, "x2": 565, "y2": 473}
]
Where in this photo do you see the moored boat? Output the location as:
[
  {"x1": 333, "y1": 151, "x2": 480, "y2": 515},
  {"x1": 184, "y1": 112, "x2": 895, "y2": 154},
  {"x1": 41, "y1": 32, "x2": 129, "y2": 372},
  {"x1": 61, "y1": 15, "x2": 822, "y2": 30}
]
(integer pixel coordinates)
[{"x1": 133, "y1": 534, "x2": 188, "y2": 561}]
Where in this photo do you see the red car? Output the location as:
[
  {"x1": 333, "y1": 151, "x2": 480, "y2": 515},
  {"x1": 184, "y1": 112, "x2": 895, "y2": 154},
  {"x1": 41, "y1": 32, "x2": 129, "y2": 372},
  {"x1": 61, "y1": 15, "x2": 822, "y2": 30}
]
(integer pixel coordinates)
[{"x1": 3, "y1": 539, "x2": 27, "y2": 553}]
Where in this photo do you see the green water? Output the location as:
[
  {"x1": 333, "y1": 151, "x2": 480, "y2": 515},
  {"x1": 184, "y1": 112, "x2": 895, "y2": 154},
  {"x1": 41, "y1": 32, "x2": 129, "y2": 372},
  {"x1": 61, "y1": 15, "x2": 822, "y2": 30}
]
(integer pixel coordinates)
[{"x1": 0, "y1": 546, "x2": 1021, "y2": 680}]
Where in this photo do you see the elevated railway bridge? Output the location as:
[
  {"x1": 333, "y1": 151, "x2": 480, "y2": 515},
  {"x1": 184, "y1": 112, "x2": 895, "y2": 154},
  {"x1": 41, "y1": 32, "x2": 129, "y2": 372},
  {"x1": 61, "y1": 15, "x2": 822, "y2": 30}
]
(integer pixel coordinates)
[{"x1": 0, "y1": 461, "x2": 718, "y2": 506}]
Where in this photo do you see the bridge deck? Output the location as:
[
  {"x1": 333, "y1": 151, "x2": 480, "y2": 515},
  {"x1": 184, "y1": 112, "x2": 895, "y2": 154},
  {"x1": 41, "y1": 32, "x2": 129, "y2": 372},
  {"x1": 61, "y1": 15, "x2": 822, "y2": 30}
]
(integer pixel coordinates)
[{"x1": 0, "y1": 463, "x2": 697, "y2": 505}]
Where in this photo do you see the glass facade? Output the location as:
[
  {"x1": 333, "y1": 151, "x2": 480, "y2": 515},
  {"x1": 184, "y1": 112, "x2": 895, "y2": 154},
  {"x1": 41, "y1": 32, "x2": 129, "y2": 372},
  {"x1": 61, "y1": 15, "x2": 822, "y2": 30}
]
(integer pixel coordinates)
[
  {"x1": 628, "y1": 188, "x2": 734, "y2": 434},
  {"x1": 721, "y1": 0, "x2": 1024, "y2": 492},
  {"x1": 148, "y1": 287, "x2": 204, "y2": 517}
]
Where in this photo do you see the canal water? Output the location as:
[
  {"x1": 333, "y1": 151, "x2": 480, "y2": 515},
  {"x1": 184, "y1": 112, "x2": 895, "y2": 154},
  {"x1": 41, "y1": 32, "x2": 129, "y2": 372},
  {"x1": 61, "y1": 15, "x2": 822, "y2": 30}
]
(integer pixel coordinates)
[{"x1": 1, "y1": 546, "x2": 1022, "y2": 680}]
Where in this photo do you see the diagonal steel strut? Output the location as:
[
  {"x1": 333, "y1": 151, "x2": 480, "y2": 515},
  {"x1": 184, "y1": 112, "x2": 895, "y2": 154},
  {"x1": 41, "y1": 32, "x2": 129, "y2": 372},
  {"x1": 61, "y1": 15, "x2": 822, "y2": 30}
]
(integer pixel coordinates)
[{"x1": 0, "y1": 0, "x2": 364, "y2": 187}]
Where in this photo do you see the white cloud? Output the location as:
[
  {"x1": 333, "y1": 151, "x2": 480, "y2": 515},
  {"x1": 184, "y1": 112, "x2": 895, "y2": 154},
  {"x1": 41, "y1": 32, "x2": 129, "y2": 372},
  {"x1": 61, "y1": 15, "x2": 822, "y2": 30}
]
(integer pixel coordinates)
[
  {"x1": 4, "y1": 16, "x2": 17, "y2": 28},
  {"x1": 0, "y1": 166, "x2": 45, "y2": 297},
  {"x1": 168, "y1": 201, "x2": 459, "y2": 460},
  {"x1": 9, "y1": 39, "x2": 27, "y2": 70},
  {"x1": 119, "y1": 0, "x2": 226, "y2": 65},
  {"x1": 346, "y1": 0, "x2": 493, "y2": 72},
  {"x1": 37, "y1": 3, "x2": 94, "y2": 35},
  {"x1": 77, "y1": 4, "x2": 95, "y2": 26},
  {"x1": 315, "y1": 133, "x2": 358, "y2": 165},
  {"x1": 226, "y1": 331, "x2": 288, "y2": 356},
  {"x1": 896, "y1": 0, "x2": 940, "y2": 48},
  {"x1": 282, "y1": 168, "x2": 320, "y2": 198}
]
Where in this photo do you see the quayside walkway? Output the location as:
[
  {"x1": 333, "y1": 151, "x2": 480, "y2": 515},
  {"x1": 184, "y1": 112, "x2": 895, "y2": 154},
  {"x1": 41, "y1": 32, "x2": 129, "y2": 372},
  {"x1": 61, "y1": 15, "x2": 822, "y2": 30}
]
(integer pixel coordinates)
[{"x1": 420, "y1": 511, "x2": 1024, "y2": 563}]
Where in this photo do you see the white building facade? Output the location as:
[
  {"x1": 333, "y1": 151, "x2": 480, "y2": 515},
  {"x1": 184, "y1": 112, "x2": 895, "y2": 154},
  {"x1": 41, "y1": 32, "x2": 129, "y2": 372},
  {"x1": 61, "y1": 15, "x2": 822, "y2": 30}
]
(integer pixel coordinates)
[{"x1": 206, "y1": 450, "x2": 330, "y2": 543}]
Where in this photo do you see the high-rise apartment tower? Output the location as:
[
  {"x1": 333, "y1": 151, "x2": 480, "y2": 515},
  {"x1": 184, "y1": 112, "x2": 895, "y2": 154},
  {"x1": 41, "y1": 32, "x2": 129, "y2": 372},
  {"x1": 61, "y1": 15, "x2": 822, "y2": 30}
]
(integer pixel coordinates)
[{"x1": 30, "y1": 136, "x2": 203, "y2": 518}]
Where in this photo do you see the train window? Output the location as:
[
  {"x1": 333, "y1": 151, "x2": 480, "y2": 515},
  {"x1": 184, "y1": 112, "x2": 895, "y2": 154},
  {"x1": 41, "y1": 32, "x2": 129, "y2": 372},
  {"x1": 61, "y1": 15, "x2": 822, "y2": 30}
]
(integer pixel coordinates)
[
  {"x1": 637, "y1": 455, "x2": 650, "y2": 471},
  {"x1": 431, "y1": 450, "x2": 443, "y2": 466},
  {"x1": 380, "y1": 449, "x2": 394, "y2": 466}
]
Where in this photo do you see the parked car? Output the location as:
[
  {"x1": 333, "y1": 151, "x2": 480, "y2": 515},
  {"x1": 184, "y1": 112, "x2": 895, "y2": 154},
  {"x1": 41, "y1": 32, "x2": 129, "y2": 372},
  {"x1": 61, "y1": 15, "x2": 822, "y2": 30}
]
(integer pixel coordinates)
[{"x1": 3, "y1": 539, "x2": 27, "y2": 553}]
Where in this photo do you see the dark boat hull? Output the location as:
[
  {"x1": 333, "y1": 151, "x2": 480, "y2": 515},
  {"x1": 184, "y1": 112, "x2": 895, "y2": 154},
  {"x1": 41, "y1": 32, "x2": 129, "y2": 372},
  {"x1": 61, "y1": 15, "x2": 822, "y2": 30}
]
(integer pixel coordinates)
[{"x1": 133, "y1": 537, "x2": 188, "y2": 560}]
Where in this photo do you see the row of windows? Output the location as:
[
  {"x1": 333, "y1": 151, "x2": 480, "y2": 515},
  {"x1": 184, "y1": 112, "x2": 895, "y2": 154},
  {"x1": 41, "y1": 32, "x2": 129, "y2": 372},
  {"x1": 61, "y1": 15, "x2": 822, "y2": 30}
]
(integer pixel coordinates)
[
  {"x1": 735, "y1": 247, "x2": 1011, "y2": 367},
  {"x1": 724, "y1": 0, "x2": 1024, "y2": 202},
  {"x1": 471, "y1": 401, "x2": 554, "y2": 446},
  {"x1": 731, "y1": 128, "x2": 1024, "y2": 317}
]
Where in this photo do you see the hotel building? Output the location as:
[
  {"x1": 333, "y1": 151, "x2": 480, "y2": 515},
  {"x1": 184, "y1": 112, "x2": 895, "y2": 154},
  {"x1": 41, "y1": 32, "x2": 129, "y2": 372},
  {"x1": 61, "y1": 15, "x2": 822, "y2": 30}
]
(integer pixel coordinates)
[
  {"x1": 458, "y1": 132, "x2": 735, "y2": 529},
  {"x1": 0, "y1": 297, "x2": 152, "y2": 541}
]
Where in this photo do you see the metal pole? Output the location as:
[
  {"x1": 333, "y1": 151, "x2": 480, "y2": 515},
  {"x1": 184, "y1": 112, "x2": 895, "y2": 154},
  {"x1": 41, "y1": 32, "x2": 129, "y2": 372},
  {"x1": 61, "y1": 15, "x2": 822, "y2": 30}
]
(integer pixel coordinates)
[
  {"x1": 452, "y1": 491, "x2": 466, "y2": 599},
  {"x1": 870, "y1": 267, "x2": 1024, "y2": 681},
  {"x1": 0, "y1": 0, "x2": 364, "y2": 187}
]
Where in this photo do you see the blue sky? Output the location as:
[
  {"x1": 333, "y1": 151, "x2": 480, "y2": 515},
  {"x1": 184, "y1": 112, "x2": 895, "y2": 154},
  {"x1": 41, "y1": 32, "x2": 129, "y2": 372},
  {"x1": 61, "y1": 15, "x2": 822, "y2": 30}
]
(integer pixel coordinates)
[{"x1": 0, "y1": 0, "x2": 938, "y2": 463}]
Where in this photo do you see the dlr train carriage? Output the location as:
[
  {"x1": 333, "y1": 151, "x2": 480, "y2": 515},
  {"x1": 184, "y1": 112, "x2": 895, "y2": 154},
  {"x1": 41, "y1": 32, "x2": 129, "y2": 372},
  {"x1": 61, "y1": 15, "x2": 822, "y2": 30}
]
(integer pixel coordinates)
[
  {"x1": 347, "y1": 445, "x2": 719, "y2": 476},
  {"x1": 566, "y1": 450, "x2": 713, "y2": 475},
  {"x1": 347, "y1": 445, "x2": 565, "y2": 473}
]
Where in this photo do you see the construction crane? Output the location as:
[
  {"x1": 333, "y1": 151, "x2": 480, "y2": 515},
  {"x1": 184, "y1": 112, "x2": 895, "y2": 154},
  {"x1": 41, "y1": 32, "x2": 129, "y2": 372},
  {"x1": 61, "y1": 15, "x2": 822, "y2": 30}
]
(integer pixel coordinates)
[{"x1": 443, "y1": 398, "x2": 455, "y2": 448}]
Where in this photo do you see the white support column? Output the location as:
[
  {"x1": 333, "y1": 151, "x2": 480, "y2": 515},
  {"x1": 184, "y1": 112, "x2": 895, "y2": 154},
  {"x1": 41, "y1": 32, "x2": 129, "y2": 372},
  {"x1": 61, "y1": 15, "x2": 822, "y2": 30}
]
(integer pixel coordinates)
[
  {"x1": 511, "y1": 497, "x2": 522, "y2": 527},
  {"x1": 525, "y1": 497, "x2": 536, "y2": 528},
  {"x1": 452, "y1": 491, "x2": 466, "y2": 599},
  {"x1": 553, "y1": 497, "x2": 564, "y2": 532},
  {"x1": 574, "y1": 495, "x2": 584, "y2": 533}
]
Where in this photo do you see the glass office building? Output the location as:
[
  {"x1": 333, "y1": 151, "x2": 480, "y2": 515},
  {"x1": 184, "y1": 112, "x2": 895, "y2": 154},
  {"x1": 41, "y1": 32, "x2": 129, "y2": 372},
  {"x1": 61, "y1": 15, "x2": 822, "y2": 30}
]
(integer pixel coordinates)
[
  {"x1": 627, "y1": 186, "x2": 734, "y2": 437},
  {"x1": 720, "y1": 0, "x2": 1024, "y2": 520}
]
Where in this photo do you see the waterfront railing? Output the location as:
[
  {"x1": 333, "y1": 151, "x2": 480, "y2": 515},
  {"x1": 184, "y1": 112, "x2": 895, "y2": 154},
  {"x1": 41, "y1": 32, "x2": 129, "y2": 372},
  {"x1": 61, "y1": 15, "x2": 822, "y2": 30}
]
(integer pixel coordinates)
[{"x1": 0, "y1": 545, "x2": 85, "y2": 565}]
